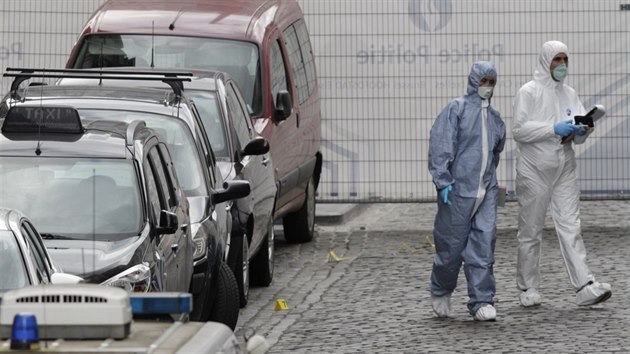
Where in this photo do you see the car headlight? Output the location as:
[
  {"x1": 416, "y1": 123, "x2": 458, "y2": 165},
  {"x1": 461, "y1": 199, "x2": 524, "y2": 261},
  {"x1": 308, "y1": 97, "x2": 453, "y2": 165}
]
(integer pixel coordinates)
[
  {"x1": 101, "y1": 264, "x2": 151, "y2": 293},
  {"x1": 191, "y1": 223, "x2": 206, "y2": 261}
]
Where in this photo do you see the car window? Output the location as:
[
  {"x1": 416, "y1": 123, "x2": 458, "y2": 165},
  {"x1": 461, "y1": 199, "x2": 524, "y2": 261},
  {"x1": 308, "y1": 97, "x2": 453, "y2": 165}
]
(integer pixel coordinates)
[
  {"x1": 294, "y1": 19, "x2": 318, "y2": 98},
  {"x1": 0, "y1": 230, "x2": 29, "y2": 290},
  {"x1": 226, "y1": 83, "x2": 252, "y2": 149},
  {"x1": 20, "y1": 223, "x2": 49, "y2": 283},
  {"x1": 0, "y1": 157, "x2": 142, "y2": 240},
  {"x1": 79, "y1": 109, "x2": 208, "y2": 197},
  {"x1": 143, "y1": 158, "x2": 162, "y2": 223},
  {"x1": 283, "y1": 25, "x2": 308, "y2": 104},
  {"x1": 187, "y1": 92, "x2": 229, "y2": 159},
  {"x1": 73, "y1": 34, "x2": 262, "y2": 115},
  {"x1": 158, "y1": 143, "x2": 183, "y2": 205},
  {"x1": 270, "y1": 39, "x2": 290, "y2": 108},
  {"x1": 149, "y1": 147, "x2": 176, "y2": 210}
]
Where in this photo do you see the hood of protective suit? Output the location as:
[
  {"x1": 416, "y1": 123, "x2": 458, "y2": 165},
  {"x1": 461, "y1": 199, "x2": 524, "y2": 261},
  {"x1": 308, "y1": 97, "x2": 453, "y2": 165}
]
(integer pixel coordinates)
[
  {"x1": 466, "y1": 61, "x2": 497, "y2": 98},
  {"x1": 533, "y1": 40, "x2": 568, "y2": 88}
]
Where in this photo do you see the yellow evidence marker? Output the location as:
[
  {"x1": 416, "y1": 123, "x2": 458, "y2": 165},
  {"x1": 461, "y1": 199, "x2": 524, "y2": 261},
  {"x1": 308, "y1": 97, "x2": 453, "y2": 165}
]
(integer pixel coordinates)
[{"x1": 274, "y1": 299, "x2": 289, "y2": 311}]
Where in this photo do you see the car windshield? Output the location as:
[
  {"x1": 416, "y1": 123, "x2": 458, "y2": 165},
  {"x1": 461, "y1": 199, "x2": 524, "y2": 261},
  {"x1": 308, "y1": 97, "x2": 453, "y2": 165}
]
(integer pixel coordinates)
[
  {"x1": 0, "y1": 158, "x2": 142, "y2": 240},
  {"x1": 73, "y1": 34, "x2": 261, "y2": 115},
  {"x1": 187, "y1": 91, "x2": 229, "y2": 159},
  {"x1": 0, "y1": 230, "x2": 29, "y2": 291},
  {"x1": 79, "y1": 110, "x2": 208, "y2": 197}
]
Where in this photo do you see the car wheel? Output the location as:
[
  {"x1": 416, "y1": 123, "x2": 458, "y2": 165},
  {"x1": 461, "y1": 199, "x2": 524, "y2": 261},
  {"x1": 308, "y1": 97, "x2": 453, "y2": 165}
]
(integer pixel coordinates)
[
  {"x1": 189, "y1": 269, "x2": 212, "y2": 322},
  {"x1": 228, "y1": 227, "x2": 250, "y2": 308},
  {"x1": 283, "y1": 175, "x2": 315, "y2": 243},
  {"x1": 208, "y1": 262, "x2": 240, "y2": 330},
  {"x1": 250, "y1": 218, "x2": 274, "y2": 286}
]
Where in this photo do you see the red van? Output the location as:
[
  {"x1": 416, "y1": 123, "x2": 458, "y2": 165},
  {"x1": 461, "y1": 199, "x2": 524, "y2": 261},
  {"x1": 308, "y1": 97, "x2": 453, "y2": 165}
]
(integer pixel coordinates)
[{"x1": 68, "y1": 0, "x2": 322, "y2": 243}]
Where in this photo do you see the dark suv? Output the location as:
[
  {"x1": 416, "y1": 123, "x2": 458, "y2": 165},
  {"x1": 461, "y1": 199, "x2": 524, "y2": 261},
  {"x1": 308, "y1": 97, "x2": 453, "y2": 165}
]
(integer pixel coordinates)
[{"x1": 0, "y1": 69, "x2": 250, "y2": 328}]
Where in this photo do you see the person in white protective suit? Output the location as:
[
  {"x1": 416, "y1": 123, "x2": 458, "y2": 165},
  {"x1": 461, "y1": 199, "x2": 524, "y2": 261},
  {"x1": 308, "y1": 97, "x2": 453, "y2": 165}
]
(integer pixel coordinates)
[
  {"x1": 428, "y1": 61, "x2": 506, "y2": 321},
  {"x1": 512, "y1": 40, "x2": 612, "y2": 307}
]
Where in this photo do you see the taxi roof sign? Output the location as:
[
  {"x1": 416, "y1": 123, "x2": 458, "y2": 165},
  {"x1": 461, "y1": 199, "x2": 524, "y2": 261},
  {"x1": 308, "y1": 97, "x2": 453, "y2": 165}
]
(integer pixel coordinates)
[{"x1": 2, "y1": 106, "x2": 84, "y2": 134}]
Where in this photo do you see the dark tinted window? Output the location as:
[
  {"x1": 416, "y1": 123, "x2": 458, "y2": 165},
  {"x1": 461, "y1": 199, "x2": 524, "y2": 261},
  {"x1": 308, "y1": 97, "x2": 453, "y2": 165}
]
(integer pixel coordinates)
[
  {"x1": 158, "y1": 143, "x2": 180, "y2": 206},
  {"x1": 149, "y1": 147, "x2": 176, "y2": 209},
  {"x1": 143, "y1": 158, "x2": 162, "y2": 222},
  {"x1": 270, "y1": 40, "x2": 289, "y2": 108}
]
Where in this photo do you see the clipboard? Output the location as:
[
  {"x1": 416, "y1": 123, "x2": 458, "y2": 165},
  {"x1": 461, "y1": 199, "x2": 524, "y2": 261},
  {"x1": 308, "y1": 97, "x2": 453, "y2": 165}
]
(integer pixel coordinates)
[{"x1": 561, "y1": 104, "x2": 606, "y2": 144}]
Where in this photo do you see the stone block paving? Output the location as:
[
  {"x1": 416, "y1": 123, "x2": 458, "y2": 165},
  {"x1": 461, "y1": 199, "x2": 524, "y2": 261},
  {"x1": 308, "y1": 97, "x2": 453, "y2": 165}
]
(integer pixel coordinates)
[{"x1": 235, "y1": 201, "x2": 630, "y2": 353}]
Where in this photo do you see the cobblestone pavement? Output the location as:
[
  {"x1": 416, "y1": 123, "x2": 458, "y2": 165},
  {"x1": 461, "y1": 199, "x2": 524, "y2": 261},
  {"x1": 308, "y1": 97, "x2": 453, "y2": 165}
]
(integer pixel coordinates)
[{"x1": 235, "y1": 200, "x2": 630, "y2": 353}]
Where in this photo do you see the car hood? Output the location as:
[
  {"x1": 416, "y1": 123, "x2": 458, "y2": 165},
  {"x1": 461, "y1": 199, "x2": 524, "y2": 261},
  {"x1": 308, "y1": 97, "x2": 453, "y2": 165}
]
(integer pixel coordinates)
[{"x1": 45, "y1": 233, "x2": 147, "y2": 278}]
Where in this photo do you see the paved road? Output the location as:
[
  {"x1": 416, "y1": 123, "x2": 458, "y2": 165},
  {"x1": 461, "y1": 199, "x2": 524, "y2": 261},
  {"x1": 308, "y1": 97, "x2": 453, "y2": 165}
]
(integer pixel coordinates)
[{"x1": 235, "y1": 200, "x2": 630, "y2": 353}]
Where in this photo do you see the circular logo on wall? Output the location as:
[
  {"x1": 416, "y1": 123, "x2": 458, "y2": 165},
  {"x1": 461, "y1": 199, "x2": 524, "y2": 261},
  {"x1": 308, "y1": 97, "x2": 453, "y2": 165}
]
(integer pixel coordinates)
[{"x1": 408, "y1": 0, "x2": 453, "y2": 32}]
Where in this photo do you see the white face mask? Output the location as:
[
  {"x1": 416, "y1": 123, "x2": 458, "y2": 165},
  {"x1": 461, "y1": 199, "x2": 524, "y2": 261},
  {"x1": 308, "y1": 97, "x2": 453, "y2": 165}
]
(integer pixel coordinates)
[{"x1": 478, "y1": 85, "x2": 494, "y2": 100}]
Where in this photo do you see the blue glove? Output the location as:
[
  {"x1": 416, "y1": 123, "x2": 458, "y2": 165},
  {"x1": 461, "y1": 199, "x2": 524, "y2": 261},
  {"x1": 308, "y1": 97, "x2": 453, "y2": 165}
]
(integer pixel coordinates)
[
  {"x1": 554, "y1": 119, "x2": 581, "y2": 137},
  {"x1": 438, "y1": 185, "x2": 453, "y2": 206}
]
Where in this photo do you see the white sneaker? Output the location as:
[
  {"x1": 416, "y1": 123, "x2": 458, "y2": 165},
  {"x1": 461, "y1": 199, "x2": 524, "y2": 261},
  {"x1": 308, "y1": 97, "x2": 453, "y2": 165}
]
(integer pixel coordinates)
[
  {"x1": 519, "y1": 288, "x2": 542, "y2": 307},
  {"x1": 431, "y1": 294, "x2": 451, "y2": 318},
  {"x1": 473, "y1": 304, "x2": 496, "y2": 321},
  {"x1": 576, "y1": 281, "x2": 612, "y2": 306}
]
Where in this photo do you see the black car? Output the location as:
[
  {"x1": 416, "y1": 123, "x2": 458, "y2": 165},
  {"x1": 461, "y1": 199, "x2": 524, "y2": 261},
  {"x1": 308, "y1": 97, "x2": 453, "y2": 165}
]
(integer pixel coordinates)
[
  {"x1": 181, "y1": 71, "x2": 278, "y2": 304},
  {"x1": 54, "y1": 68, "x2": 277, "y2": 307},
  {"x1": 0, "y1": 69, "x2": 250, "y2": 329},
  {"x1": 0, "y1": 106, "x2": 195, "y2": 296}
]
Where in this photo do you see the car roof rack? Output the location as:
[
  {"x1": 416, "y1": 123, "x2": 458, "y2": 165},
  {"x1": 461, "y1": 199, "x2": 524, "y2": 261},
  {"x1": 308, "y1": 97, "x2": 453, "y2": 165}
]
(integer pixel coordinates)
[{"x1": 3, "y1": 67, "x2": 193, "y2": 99}]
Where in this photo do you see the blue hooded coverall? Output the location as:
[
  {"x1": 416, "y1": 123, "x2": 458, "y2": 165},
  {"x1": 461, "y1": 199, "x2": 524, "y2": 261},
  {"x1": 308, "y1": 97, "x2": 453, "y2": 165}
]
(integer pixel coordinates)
[{"x1": 428, "y1": 61, "x2": 506, "y2": 315}]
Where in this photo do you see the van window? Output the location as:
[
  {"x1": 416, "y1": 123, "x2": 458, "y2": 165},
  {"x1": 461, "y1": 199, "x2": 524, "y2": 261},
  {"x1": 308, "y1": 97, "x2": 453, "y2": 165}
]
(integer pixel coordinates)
[
  {"x1": 73, "y1": 34, "x2": 261, "y2": 113},
  {"x1": 270, "y1": 40, "x2": 289, "y2": 109},
  {"x1": 283, "y1": 26, "x2": 308, "y2": 104},
  {"x1": 284, "y1": 20, "x2": 317, "y2": 104},
  {"x1": 294, "y1": 20, "x2": 318, "y2": 98}
]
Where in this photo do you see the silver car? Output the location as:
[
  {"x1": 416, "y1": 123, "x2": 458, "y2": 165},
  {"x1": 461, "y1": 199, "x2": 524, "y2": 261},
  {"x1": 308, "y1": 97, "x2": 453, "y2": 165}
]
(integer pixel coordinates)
[{"x1": 0, "y1": 208, "x2": 81, "y2": 292}]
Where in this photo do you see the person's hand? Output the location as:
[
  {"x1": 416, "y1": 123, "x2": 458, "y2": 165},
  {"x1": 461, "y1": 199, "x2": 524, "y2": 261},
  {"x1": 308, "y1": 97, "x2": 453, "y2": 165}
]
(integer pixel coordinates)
[
  {"x1": 438, "y1": 185, "x2": 453, "y2": 206},
  {"x1": 554, "y1": 119, "x2": 581, "y2": 137}
]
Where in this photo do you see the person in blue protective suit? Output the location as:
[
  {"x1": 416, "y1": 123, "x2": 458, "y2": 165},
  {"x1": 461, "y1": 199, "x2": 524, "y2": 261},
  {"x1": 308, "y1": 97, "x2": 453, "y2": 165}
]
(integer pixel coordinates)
[
  {"x1": 512, "y1": 40, "x2": 612, "y2": 307},
  {"x1": 428, "y1": 61, "x2": 506, "y2": 321}
]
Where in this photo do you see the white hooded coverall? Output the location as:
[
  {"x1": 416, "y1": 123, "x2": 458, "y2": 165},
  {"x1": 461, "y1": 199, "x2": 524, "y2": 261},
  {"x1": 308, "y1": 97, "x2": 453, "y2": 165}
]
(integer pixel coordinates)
[{"x1": 512, "y1": 40, "x2": 595, "y2": 292}]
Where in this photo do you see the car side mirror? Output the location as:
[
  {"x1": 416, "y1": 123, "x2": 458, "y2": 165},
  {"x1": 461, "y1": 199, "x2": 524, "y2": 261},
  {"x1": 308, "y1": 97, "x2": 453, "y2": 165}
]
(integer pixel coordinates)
[
  {"x1": 211, "y1": 180, "x2": 251, "y2": 204},
  {"x1": 242, "y1": 136, "x2": 270, "y2": 156},
  {"x1": 273, "y1": 90, "x2": 292, "y2": 122},
  {"x1": 156, "y1": 210, "x2": 178, "y2": 234}
]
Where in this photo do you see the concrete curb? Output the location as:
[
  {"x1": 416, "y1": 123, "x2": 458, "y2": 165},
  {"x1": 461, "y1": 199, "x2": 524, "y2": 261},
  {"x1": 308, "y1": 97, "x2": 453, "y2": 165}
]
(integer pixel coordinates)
[{"x1": 315, "y1": 203, "x2": 365, "y2": 225}]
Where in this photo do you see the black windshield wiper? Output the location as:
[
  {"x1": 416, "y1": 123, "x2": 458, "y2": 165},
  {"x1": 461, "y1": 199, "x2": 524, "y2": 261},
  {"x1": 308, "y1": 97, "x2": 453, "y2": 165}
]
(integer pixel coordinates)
[{"x1": 40, "y1": 233, "x2": 73, "y2": 240}]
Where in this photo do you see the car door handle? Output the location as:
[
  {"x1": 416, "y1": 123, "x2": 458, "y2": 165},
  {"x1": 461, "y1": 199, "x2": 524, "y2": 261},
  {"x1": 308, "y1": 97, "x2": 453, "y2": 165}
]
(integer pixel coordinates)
[
  {"x1": 262, "y1": 157, "x2": 270, "y2": 166},
  {"x1": 171, "y1": 244, "x2": 178, "y2": 252}
]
